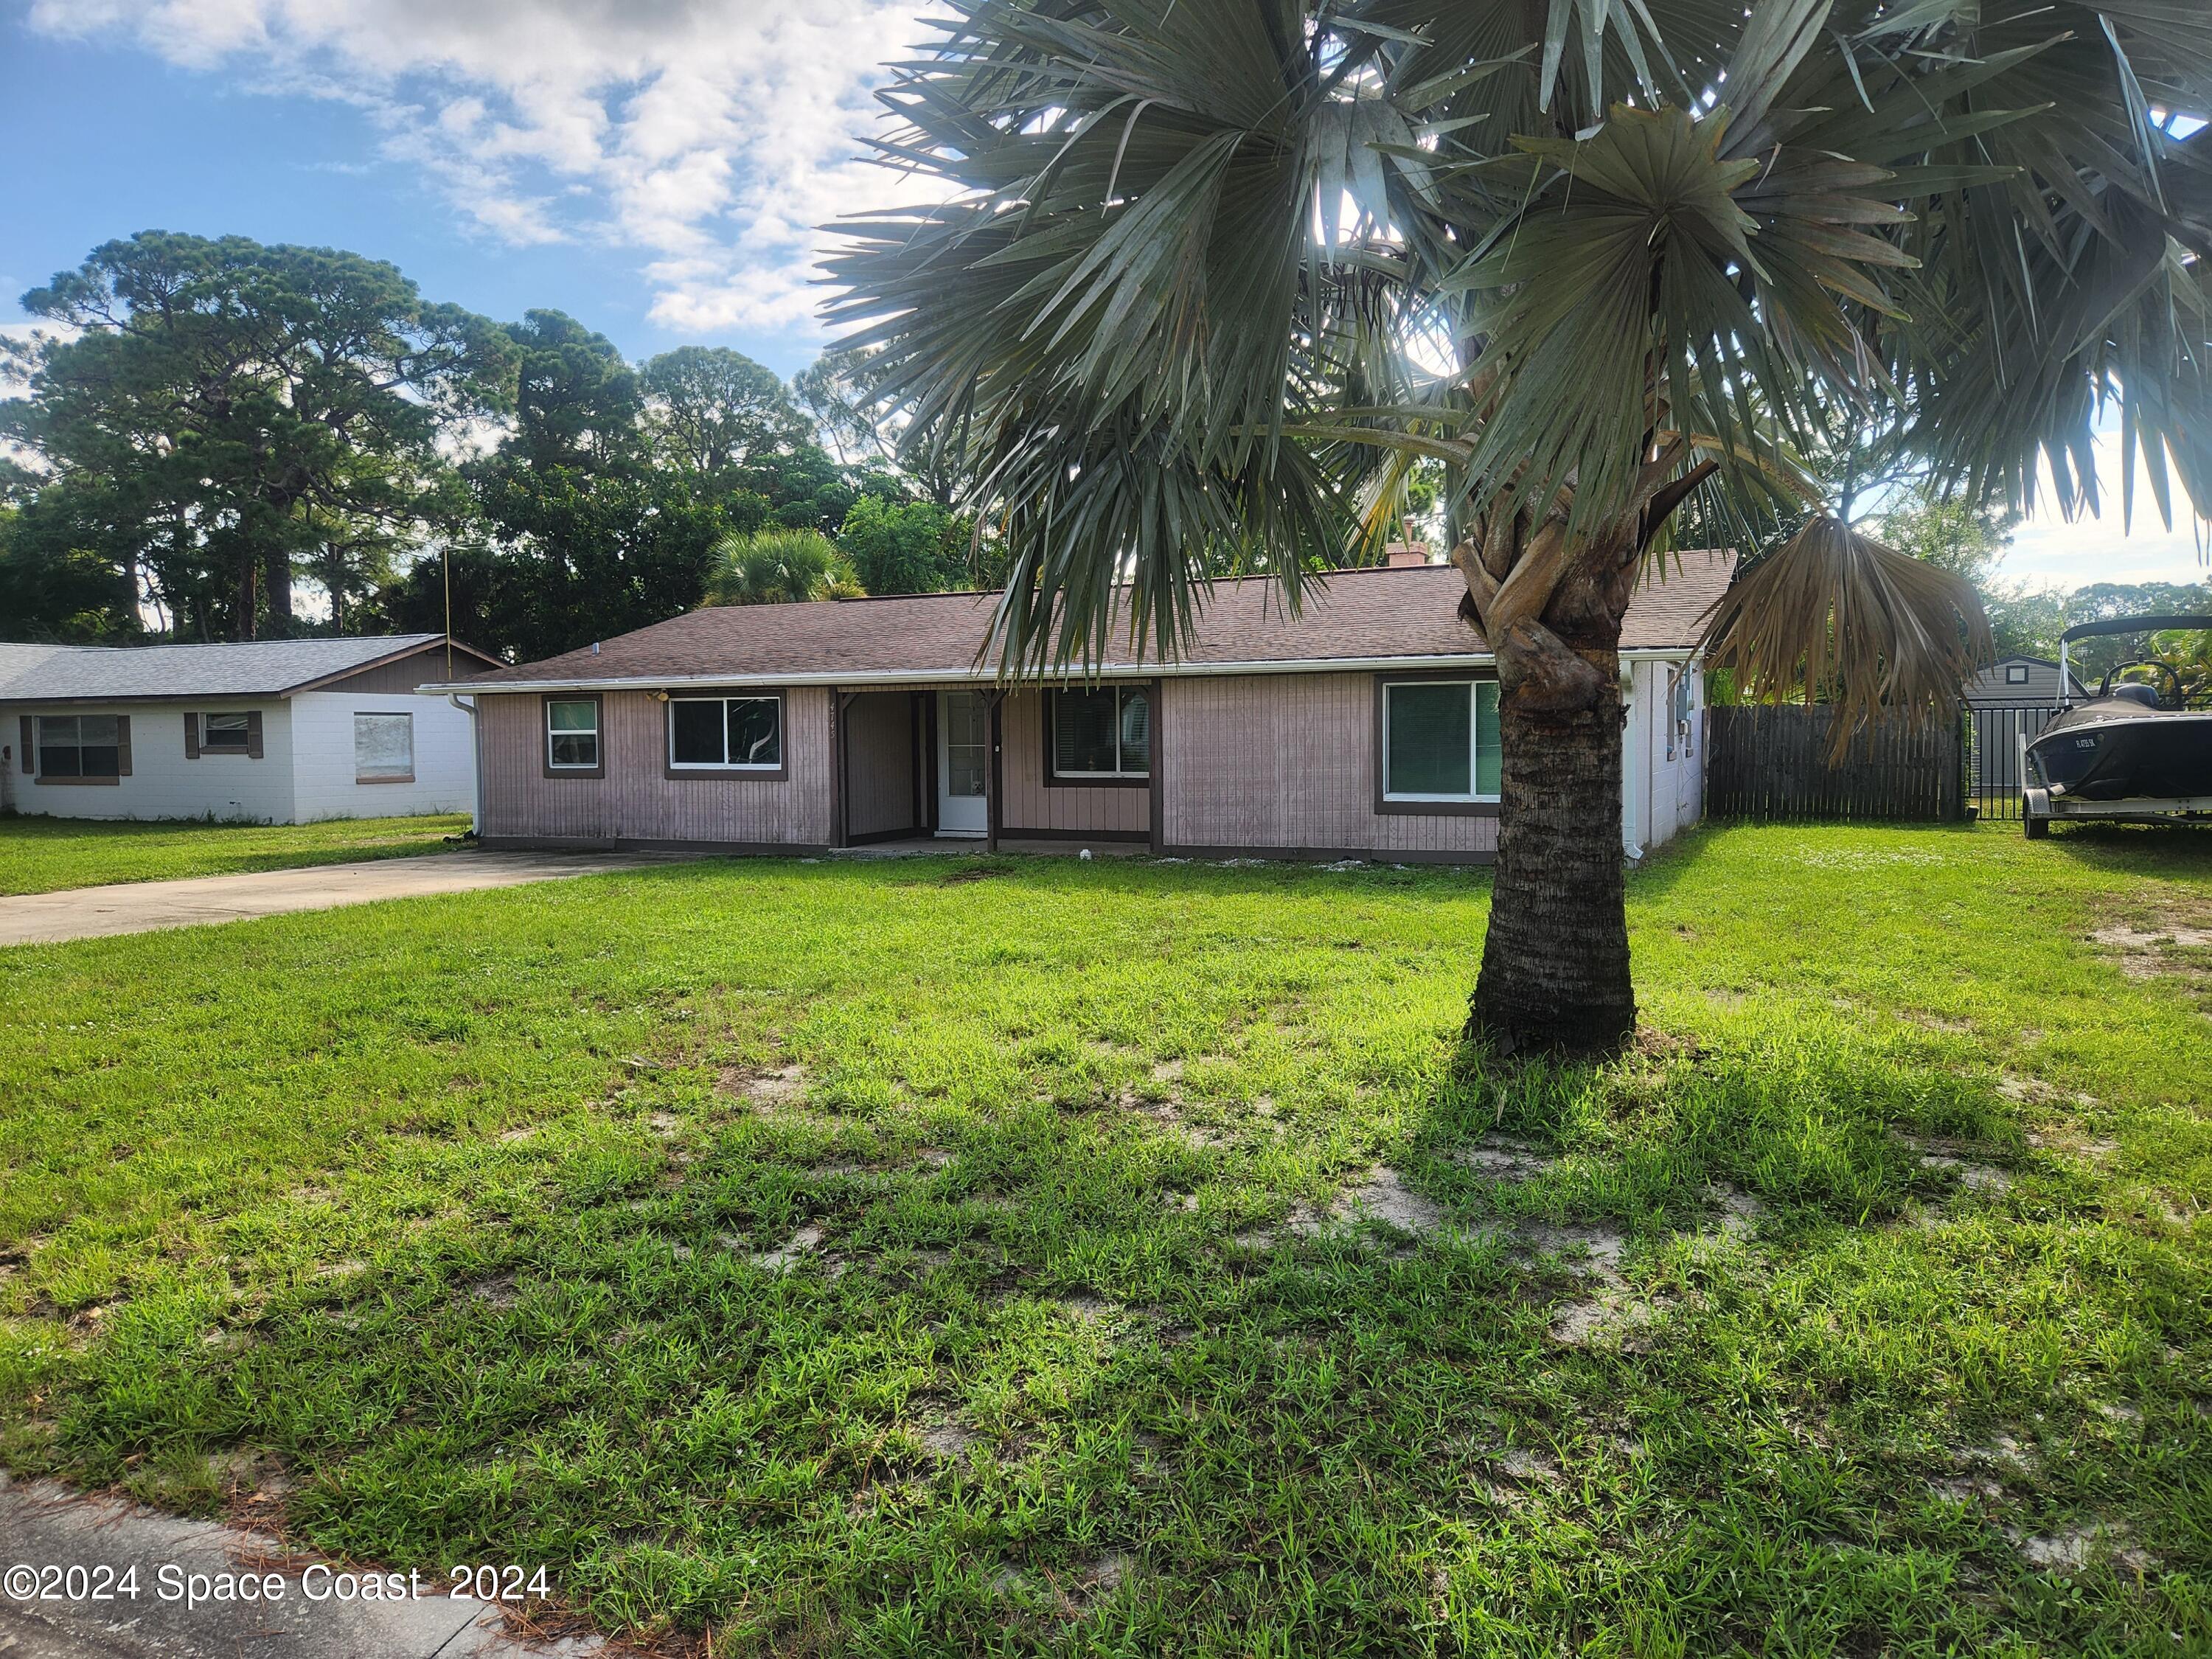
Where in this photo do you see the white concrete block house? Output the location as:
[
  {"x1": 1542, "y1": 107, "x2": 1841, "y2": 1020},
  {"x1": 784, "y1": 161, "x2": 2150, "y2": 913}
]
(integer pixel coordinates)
[
  {"x1": 0, "y1": 634, "x2": 499, "y2": 824},
  {"x1": 425, "y1": 552, "x2": 1733, "y2": 864}
]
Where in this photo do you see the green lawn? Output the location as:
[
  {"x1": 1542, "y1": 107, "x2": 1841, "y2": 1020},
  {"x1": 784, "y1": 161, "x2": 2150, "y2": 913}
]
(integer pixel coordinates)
[
  {"x1": 0, "y1": 812, "x2": 471, "y2": 895},
  {"x1": 1, "y1": 824, "x2": 2207, "y2": 1655}
]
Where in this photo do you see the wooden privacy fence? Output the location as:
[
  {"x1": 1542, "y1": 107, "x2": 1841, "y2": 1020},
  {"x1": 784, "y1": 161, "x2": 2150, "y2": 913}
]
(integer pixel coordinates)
[{"x1": 1705, "y1": 703, "x2": 1964, "y2": 822}]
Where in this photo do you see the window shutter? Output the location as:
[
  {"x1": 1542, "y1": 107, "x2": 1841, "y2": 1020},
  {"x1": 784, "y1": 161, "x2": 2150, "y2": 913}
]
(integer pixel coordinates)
[
  {"x1": 16, "y1": 715, "x2": 29, "y2": 774},
  {"x1": 184, "y1": 712, "x2": 201, "y2": 759},
  {"x1": 116, "y1": 715, "x2": 133, "y2": 777},
  {"x1": 246, "y1": 709, "x2": 264, "y2": 759}
]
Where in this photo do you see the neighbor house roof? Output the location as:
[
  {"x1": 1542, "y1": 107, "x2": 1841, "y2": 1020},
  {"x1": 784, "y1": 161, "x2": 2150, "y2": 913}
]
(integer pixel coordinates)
[
  {"x1": 0, "y1": 634, "x2": 490, "y2": 703},
  {"x1": 441, "y1": 551, "x2": 1736, "y2": 693},
  {"x1": 1964, "y1": 655, "x2": 2087, "y2": 704}
]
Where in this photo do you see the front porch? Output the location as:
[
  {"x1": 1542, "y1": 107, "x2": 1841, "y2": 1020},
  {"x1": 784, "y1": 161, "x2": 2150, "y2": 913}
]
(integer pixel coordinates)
[{"x1": 832, "y1": 685, "x2": 1155, "y2": 854}]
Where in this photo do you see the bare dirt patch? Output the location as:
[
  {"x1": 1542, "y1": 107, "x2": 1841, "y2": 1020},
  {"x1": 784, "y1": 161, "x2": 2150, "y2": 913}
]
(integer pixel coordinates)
[
  {"x1": 2092, "y1": 911, "x2": 2212, "y2": 984},
  {"x1": 2028, "y1": 1127, "x2": 2121, "y2": 1163},
  {"x1": 1259, "y1": 1168, "x2": 1451, "y2": 1243},
  {"x1": 1329, "y1": 1167, "x2": 1447, "y2": 1236},
  {"x1": 1997, "y1": 1074, "x2": 2081, "y2": 1107},
  {"x1": 1130, "y1": 1093, "x2": 1234, "y2": 1149},
  {"x1": 1958, "y1": 1432, "x2": 2039, "y2": 1475},
  {"x1": 1485, "y1": 1444, "x2": 1561, "y2": 1485},
  {"x1": 1449, "y1": 1135, "x2": 1559, "y2": 1181},
  {"x1": 2009, "y1": 1523, "x2": 2151, "y2": 1574},
  {"x1": 1548, "y1": 1293, "x2": 1660, "y2": 1349},
  {"x1": 726, "y1": 1223, "x2": 825, "y2": 1271},
  {"x1": 1514, "y1": 1221, "x2": 1663, "y2": 1348},
  {"x1": 1928, "y1": 1474, "x2": 2003, "y2": 1503},
  {"x1": 1067, "y1": 1553, "x2": 1130, "y2": 1600},
  {"x1": 908, "y1": 1396, "x2": 976, "y2": 1468},
  {"x1": 1705, "y1": 1182, "x2": 1766, "y2": 1239},
  {"x1": 1896, "y1": 1134, "x2": 2013, "y2": 1194},
  {"x1": 1520, "y1": 1222, "x2": 1630, "y2": 1277},
  {"x1": 1919, "y1": 1152, "x2": 2011, "y2": 1192},
  {"x1": 719, "y1": 1063, "x2": 809, "y2": 1112},
  {"x1": 465, "y1": 1273, "x2": 518, "y2": 1308}
]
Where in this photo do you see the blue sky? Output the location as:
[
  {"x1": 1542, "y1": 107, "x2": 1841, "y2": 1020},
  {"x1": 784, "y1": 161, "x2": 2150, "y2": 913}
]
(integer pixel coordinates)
[
  {"x1": 2, "y1": 30, "x2": 767, "y2": 364},
  {"x1": 3, "y1": 1, "x2": 935, "y2": 375},
  {"x1": 3, "y1": 0, "x2": 2205, "y2": 591}
]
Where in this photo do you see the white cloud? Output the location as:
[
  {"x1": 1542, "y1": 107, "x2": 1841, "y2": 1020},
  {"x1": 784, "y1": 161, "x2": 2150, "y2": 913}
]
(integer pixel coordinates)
[
  {"x1": 27, "y1": 0, "x2": 953, "y2": 340},
  {"x1": 2000, "y1": 423, "x2": 2212, "y2": 592}
]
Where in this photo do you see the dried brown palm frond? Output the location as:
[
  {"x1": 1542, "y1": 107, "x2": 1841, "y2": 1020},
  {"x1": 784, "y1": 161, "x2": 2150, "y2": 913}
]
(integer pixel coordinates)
[{"x1": 1700, "y1": 515, "x2": 1994, "y2": 762}]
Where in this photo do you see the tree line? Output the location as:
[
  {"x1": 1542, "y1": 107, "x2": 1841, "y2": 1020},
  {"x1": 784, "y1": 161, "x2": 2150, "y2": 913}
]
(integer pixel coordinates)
[
  {"x1": 4, "y1": 235, "x2": 2198, "y2": 686},
  {"x1": 0, "y1": 232, "x2": 985, "y2": 660}
]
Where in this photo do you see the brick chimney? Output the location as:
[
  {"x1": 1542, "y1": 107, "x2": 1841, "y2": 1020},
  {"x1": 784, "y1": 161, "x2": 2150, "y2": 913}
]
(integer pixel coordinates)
[{"x1": 1383, "y1": 542, "x2": 1431, "y2": 568}]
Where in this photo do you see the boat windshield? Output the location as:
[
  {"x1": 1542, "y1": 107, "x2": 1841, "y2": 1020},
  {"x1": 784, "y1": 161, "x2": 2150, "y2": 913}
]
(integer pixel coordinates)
[{"x1": 2102, "y1": 657, "x2": 2212, "y2": 712}]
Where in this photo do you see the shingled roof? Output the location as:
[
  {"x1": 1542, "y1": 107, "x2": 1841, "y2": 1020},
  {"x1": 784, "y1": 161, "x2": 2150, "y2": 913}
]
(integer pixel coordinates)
[
  {"x1": 442, "y1": 550, "x2": 1736, "y2": 692},
  {"x1": 0, "y1": 634, "x2": 490, "y2": 703}
]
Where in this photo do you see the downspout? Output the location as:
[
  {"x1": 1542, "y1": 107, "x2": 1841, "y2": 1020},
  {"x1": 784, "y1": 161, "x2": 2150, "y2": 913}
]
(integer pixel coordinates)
[
  {"x1": 447, "y1": 692, "x2": 481, "y2": 840},
  {"x1": 1620, "y1": 663, "x2": 1645, "y2": 863}
]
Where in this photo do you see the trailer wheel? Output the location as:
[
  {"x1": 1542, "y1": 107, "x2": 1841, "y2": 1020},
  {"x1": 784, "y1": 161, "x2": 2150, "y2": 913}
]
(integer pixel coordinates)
[{"x1": 2024, "y1": 813, "x2": 2050, "y2": 840}]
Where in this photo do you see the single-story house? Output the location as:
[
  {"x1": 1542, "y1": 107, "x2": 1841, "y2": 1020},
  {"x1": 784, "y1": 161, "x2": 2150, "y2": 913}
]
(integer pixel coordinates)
[
  {"x1": 0, "y1": 633, "x2": 500, "y2": 823},
  {"x1": 422, "y1": 552, "x2": 1732, "y2": 865},
  {"x1": 1965, "y1": 655, "x2": 2085, "y2": 707}
]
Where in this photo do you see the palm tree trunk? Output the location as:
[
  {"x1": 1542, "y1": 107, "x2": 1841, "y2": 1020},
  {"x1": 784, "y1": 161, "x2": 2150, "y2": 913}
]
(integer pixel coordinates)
[{"x1": 1465, "y1": 577, "x2": 1635, "y2": 1057}]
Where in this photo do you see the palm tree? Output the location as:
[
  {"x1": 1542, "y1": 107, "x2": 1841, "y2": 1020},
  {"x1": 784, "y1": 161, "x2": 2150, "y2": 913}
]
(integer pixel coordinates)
[
  {"x1": 829, "y1": 0, "x2": 2211, "y2": 1057},
  {"x1": 703, "y1": 529, "x2": 866, "y2": 606}
]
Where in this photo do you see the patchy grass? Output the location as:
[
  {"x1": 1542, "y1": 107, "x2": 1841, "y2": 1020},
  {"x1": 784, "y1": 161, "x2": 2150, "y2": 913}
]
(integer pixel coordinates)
[
  {"x1": 1, "y1": 822, "x2": 2208, "y2": 1655},
  {"x1": 0, "y1": 812, "x2": 470, "y2": 895}
]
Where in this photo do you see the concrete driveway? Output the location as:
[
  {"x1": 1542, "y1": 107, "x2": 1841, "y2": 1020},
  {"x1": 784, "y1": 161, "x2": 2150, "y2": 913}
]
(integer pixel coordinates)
[{"x1": 0, "y1": 850, "x2": 689, "y2": 948}]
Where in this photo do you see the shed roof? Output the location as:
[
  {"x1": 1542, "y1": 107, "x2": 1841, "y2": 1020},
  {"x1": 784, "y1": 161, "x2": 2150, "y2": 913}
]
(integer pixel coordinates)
[
  {"x1": 0, "y1": 634, "x2": 486, "y2": 703},
  {"x1": 445, "y1": 551, "x2": 1736, "y2": 692}
]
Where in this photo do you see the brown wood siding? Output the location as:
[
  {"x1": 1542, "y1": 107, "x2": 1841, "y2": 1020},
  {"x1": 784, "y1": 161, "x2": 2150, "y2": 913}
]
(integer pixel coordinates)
[
  {"x1": 479, "y1": 687, "x2": 833, "y2": 845},
  {"x1": 1161, "y1": 672, "x2": 1498, "y2": 858},
  {"x1": 315, "y1": 647, "x2": 495, "y2": 695},
  {"x1": 1000, "y1": 690, "x2": 1150, "y2": 836},
  {"x1": 844, "y1": 691, "x2": 917, "y2": 838}
]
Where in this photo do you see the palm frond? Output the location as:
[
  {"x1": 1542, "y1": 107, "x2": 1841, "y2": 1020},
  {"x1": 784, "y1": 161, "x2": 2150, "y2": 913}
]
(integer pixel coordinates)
[
  {"x1": 826, "y1": 0, "x2": 2212, "y2": 688},
  {"x1": 1700, "y1": 514, "x2": 1994, "y2": 758}
]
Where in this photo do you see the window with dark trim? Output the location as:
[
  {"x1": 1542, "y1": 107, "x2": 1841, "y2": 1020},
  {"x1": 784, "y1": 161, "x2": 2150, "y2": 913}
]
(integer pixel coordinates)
[
  {"x1": 1382, "y1": 678, "x2": 1500, "y2": 801},
  {"x1": 1050, "y1": 686, "x2": 1149, "y2": 779},
  {"x1": 36, "y1": 714, "x2": 126, "y2": 780},
  {"x1": 38, "y1": 714, "x2": 116, "y2": 779},
  {"x1": 2005, "y1": 664, "x2": 2031, "y2": 685},
  {"x1": 201, "y1": 712, "x2": 252, "y2": 751},
  {"x1": 668, "y1": 695, "x2": 782, "y2": 770},
  {"x1": 546, "y1": 699, "x2": 601, "y2": 770}
]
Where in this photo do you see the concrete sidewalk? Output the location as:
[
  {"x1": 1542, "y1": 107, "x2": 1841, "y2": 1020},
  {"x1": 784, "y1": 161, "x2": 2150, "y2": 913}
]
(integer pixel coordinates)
[
  {"x1": 0, "y1": 1473, "x2": 602, "y2": 1656},
  {"x1": 0, "y1": 852, "x2": 689, "y2": 948}
]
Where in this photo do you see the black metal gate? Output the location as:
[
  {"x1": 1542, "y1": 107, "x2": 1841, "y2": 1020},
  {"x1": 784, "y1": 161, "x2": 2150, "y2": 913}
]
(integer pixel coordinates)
[{"x1": 1964, "y1": 703, "x2": 2062, "y2": 821}]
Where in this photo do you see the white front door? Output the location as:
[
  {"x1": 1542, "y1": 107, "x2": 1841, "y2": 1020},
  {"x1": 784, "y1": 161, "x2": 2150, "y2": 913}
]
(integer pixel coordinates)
[{"x1": 936, "y1": 691, "x2": 990, "y2": 835}]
